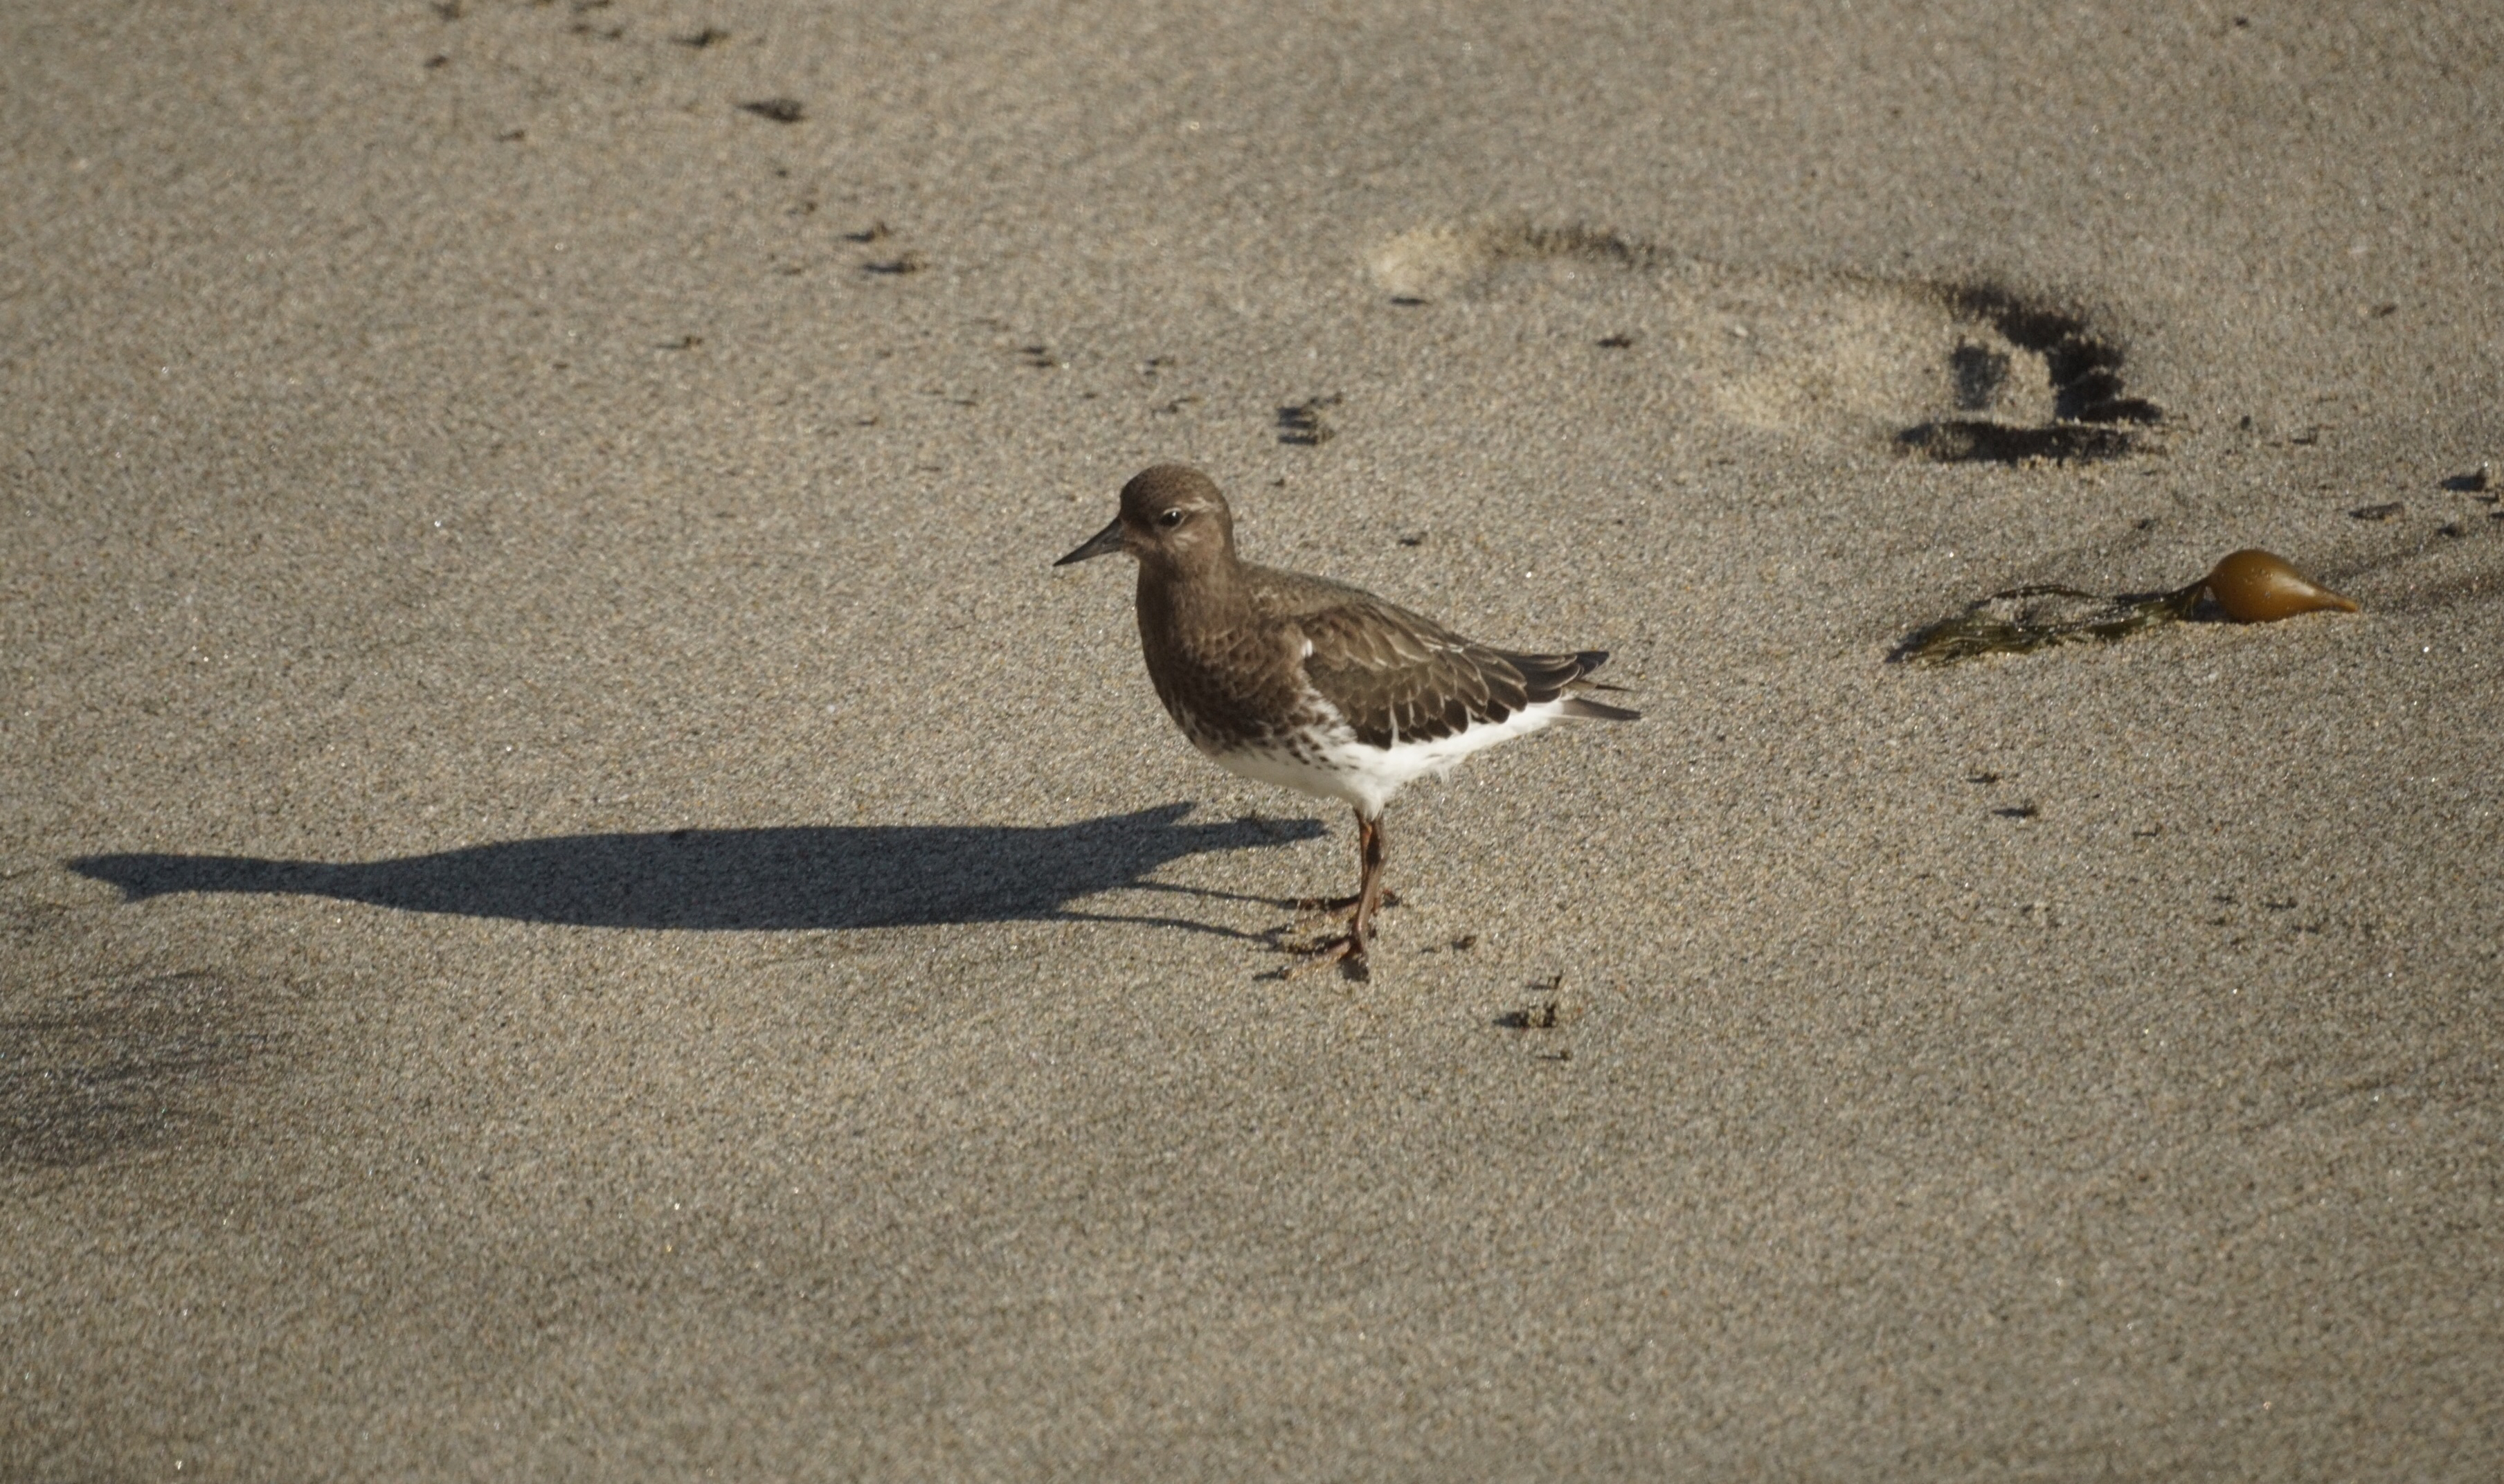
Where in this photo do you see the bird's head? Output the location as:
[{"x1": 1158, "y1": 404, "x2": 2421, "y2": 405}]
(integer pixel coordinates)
[{"x1": 1054, "y1": 464, "x2": 1236, "y2": 572}]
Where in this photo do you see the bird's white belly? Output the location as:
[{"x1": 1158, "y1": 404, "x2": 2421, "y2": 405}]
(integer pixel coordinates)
[{"x1": 1207, "y1": 699, "x2": 1569, "y2": 817}]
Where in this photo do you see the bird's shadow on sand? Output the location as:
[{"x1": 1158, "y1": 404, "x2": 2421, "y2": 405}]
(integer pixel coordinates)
[{"x1": 66, "y1": 804, "x2": 1324, "y2": 939}]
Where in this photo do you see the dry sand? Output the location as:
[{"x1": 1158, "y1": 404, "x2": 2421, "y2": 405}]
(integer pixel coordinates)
[{"x1": 5, "y1": 1, "x2": 2500, "y2": 1477}]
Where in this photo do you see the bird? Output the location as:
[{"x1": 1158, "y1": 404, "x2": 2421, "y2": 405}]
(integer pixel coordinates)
[{"x1": 1055, "y1": 464, "x2": 1639, "y2": 974}]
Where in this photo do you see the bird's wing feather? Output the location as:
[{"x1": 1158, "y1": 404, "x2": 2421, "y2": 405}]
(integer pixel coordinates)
[
  {"x1": 1297, "y1": 603, "x2": 1625, "y2": 748},
  {"x1": 1243, "y1": 562, "x2": 1636, "y2": 745}
]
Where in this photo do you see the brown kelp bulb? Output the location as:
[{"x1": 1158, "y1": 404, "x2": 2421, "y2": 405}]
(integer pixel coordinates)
[{"x1": 2203, "y1": 549, "x2": 2361, "y2": 622}]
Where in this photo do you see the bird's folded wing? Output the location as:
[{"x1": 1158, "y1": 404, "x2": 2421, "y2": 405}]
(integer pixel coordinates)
[{"x1": 1296, "y1": 602, "x2": 1537, "y2": 749}]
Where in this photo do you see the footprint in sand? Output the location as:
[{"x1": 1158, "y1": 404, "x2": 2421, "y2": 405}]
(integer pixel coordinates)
[{"x1": 1366, "y1": 221, "x2": 2160, "y2": 463}]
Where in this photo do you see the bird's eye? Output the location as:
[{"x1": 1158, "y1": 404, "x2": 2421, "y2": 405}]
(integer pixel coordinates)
[{"x1": 1159, "y1": 508, "x2": 1184, "y2": 526}]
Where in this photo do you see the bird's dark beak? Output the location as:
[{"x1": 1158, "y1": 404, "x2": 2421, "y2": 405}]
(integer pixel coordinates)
[{"x1": 1054, "y1": 515, "x2": 1127, "y2": 566}]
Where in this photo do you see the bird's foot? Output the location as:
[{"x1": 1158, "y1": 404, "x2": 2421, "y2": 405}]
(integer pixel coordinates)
[{"x1": 1278, "y1": 929, "x2": 1371, "y2": 982}]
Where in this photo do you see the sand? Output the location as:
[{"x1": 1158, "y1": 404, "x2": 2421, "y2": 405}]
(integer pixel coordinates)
[{"x1": 5, "y1": 1, "x2": 2500, "y2": 1476}]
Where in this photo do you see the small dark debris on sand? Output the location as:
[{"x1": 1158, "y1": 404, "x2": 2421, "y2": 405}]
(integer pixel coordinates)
[
  {"x1": 739, "y1": 98, "x2": 805, "y2": 124},
  {"x1": 1497, "y1": 973, "x2": 1581, "y2": 1031},
  {"x1": 1277, "y1": 395, "x2": 1342, "y2": 446}
]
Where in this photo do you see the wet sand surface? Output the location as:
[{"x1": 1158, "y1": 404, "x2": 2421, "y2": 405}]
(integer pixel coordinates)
[{"x1": 5, "y1": 2, "x2": 2499, "y2": 1477}]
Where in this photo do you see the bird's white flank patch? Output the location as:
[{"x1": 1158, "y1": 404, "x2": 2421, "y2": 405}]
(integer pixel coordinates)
[{"x1": 1210, "y1": 694, "x2": 1572, "y2": 817}]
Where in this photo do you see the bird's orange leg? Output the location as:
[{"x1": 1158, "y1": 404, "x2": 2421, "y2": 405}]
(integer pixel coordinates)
[
  {"x1": 1286, "y1": 810, "x2": 1389, "y2": 979},
  {"x1": 1349, "y1": 811, "x2": 1387, "y2": 958},
  {"x1": 1292, "y1": 813, "x2": 1399, "y2": 916}
]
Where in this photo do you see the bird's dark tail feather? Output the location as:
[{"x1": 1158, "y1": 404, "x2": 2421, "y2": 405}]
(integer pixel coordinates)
[{"x1": 1506, "y1": 648, "x2": 1641, "y2": 721}]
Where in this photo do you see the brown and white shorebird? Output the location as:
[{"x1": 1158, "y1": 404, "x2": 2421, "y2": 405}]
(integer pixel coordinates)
[{"x1": 1055, "y1": 464, "x2": 1639, "y2": 972}]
